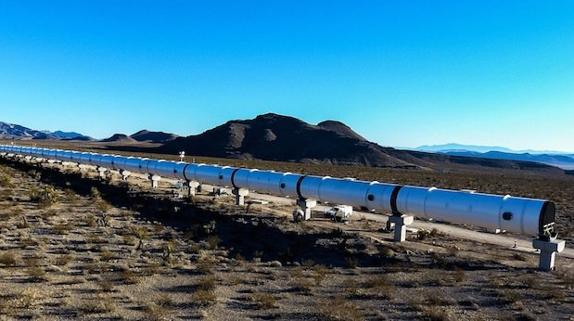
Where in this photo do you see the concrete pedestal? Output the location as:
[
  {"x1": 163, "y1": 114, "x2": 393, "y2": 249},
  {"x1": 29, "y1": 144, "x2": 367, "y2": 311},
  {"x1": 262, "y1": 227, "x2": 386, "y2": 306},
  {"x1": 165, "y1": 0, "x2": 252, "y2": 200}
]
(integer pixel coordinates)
[
  {"x1": 96, "y1": 167, "x2": 108, "y2": 179},
  {"x1": 120, "y1": 170, "x2": 131, "y2": 181},
  {"x1": 388, "y1": 215, "x2": 414, "y2": 242},
  {"x1": 293, "y1": 199, "x2": 317, "y2": 221},
  {"x1": 532, "y1": 238, "x2": 566, "y2": 271},
  {"x1": 149, "y1": 175, "x2": 161, "y2": 189},
  {"x1": 233, "y1": 188, "x2": 249, "y2": 206},
  {"x1": 187, "y1": 181, "x2": 200, "y2": 198}
]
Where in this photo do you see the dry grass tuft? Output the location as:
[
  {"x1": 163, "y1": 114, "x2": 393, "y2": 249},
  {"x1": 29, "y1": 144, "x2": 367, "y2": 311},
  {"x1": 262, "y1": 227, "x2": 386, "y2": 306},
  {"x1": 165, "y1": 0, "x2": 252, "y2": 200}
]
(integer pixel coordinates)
[
  {"x1": 26, "y1": 266, "x2": 48, "y2": 282},
  {"x1": 29, "y1": 186, "x2": 59, "y2": 208},
  {"x1": 53, "y1": 221, "x2": 72, "y2": 235},
  {"x1": 53, "y1": 253, "x2": 73, "y2": 266},
  {"x1": 192, "y1": 276, "x2": 218, "y2": 307},
  {"x1": 0, "y1": 251, "x2": 20, "y2": 267},
  {"x1": 192, "y1": 289, "x2": 217, "y2": 307},
  {"x1": 119, "y1": 269, "x2": 141, "y2": 285},
  {"x1": 143, "y1": 302, "x2": 170, "y2": 321},
  {"x1": 317, "y1": 296, "x2": 363, "y2": 321},
  {"x1": 78, "y1": 294, "x2": 116, "y2": 314},
  {"x1": 249, "y1": 292, "x2": 277, "y2": 310}
]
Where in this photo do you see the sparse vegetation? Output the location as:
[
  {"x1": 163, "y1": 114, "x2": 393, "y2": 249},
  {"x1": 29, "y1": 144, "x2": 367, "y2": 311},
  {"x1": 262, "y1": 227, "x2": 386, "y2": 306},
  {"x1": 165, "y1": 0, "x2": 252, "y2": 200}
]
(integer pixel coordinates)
[
  {"x1": 317, "y1": 296, "x2": 363, "y2": 321},
  {"x1": 29, "y1": 186, "x2": 59, "y2": 208},
  {"x1": 0, "y1": 150, "x2": 572, "y2": 320},
  {"x1": 0, "y1": 251, "x2": 20, "y2": 267},
  {"x1": 249, "y1": 292, "x2": 277, "y2": 309},
  {"x1": 78, "y1": 295, "x2": 116, "y2": 314}
]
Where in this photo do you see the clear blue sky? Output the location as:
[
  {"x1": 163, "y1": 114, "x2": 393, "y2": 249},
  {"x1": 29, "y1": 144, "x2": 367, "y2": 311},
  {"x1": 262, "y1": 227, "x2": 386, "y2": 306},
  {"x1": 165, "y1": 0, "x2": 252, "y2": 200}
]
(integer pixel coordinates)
[{"x1": 1, "y1": 1, "x2": 573, "y2": 151}]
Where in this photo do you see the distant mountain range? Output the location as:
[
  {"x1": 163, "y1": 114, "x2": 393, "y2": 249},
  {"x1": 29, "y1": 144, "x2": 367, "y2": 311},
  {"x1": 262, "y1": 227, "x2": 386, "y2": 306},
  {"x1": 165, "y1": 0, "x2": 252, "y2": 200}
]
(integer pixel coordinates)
[
  {"x1": 0, "y1": 121, "x2": 92, "y2": 141},
  {"x1": 2, "y1": 117, "x2": 570, "y2": 173},
  {"x1": 416, "y1": 144, "x2": 574, "y2": 170},
  {"x1": 417, "y1": 143, "x2": 573, "y2": 155}
]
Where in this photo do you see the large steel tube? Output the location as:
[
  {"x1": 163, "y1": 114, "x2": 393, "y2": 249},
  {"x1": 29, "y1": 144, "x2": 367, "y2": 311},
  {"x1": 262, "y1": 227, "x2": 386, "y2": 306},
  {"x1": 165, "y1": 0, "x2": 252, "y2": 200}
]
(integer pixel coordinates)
[
  {"x1": 0, "y1": 144, "x2": 556, "y2": 237},
  {"x1": 395, "y1": 186, "x2": 554, "y2": 236}
]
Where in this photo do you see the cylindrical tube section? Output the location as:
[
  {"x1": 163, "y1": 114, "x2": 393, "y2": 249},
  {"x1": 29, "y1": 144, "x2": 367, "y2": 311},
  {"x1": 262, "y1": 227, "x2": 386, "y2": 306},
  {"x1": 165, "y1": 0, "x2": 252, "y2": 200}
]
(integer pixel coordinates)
[{"x1": 0, "y1": 144, "x2": 556, "y2": 237}]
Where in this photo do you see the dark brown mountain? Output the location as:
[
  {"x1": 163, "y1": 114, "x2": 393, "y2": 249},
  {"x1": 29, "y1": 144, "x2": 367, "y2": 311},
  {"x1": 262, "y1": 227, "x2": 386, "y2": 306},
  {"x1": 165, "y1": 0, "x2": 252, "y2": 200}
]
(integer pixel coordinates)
[
  {"x1": 317, "y1": 120, "x2": 367, "y2": 141},
  {"x1": 159, "y1": 113, "x2": 412, "y2": 167},
  {"x1": 130, "y1": 130, "x2": 179, "y2": 143},
  {"x1": 101, "y1": 134, "x2": 137, "y2": 143},
  {"x1": 157, "y1": 113, "x2": 562, "y2": 173}
]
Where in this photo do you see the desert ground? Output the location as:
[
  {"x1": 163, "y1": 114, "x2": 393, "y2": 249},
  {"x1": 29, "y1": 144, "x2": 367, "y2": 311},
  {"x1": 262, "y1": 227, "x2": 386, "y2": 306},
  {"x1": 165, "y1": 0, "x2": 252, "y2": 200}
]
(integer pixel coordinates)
[{"x1": 0, "y1": 146, "x2": 573, "y2": 321}]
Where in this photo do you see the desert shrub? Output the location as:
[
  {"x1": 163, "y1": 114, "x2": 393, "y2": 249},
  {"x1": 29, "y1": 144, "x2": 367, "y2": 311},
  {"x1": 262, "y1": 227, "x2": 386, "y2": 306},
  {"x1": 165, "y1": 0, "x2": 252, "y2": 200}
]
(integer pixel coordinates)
[
  {"x1": 0, "y1": 174, "x2": 12, "y2": 188},
  {"x1": 15, "y1": 216, "x2": 29, "y2": 229},
  {"x1": 120, "y1": 269, "x2": 141, "y2": 285},
  {"x1": 131, "y1": 226, "x2": 150, "y2": 250},
  {"x1": 15, "y1": 287, "x2": 45, "y2": 309},
  {"x1": 317, "y1": 296, "x2": 363, "y2": 321},
  {"x1": 453, "y1": 269, "x2": 466, "y2": 283},
  {"x1": 292, "y1": 277, "x2": 314, "y2": 295},
  {"x1": 97, "y1": 277, "x2": 115, "y2": 293},
  {"x1": 192, "y1": 289, "x2": 217, "y2": 307},
  {"x1": 342, "y1": 279, "x2": 363, "y2": 298},
  {"x1": 497, "y1": 289, "x2": 521, "y2": 304},
  {"x1": 40, "y1": 208, "x2": 58, "y2": 220},
  {"x1": 163, "y1": 240, "x2": 176, "y2": 260},
  {"x1": 363, "y1": 275, "x2": 394, "y2": 299},
  {"x1": 196, "y1": 253, "x2": 216, "y2": 274},
  {"x1": 420, "y1": 306, "x2": 454, "y2": 321},
  {"x1": 84, "y1": 214, "x2": 97, "y2": 227},
  {"x1": 100, "y1": 249, "x2": 115, "y2": 262},
  {"x1": 53, "y1": 221, "x2": 72, "y2": 235},
  {"x1": 29, "y1": 186, "x2": 59, "y2": 208},
  {"x1": 197, "y1": 276, "x2": 217, "y2": 291},
  {"x1": 249, "y1": 292, "x2": 277, "y2": 309},
  {"x1": 144, "y1": 261, "x2": 163, "y2": 276},
  {"x1": 312, "y1": 265, "x2": 328, "y2": 286},
  {"x1": 26, "y1": 266, "x2": 48, "y2": 282},
  {"x1": 156, "y1": 293, "x2": 174, "y2": 308},
  {"x1": 21, "y1": 236, "x2": 40, "y2": 247},
  {"x1": 143, "y1": 302, "x2": 169, "y2": 321},
  {"x1": 96, "y1": 199, "x2": 112, "y2": 213},
  {"x1": 53, "y1": 254, "x2": 73, "y2": 266},
  {"x1": 522, "y1": 276, "x2": 539, "y2": 289},
  {"x1": 78, "y1": 295, "x2": 115, "y2": 314},
  {"x1": 0, "y1": 251, "x2": 20, "y2": 266},
  {"x1": 63, "y1": 189, "x2": 78, "y2": 203},
  {"x1": 190, "y1": 276, "x2": 218, "y2": 307},
  {"x1": 85, "y1": 262, "x2": 104, "y2": 275}
]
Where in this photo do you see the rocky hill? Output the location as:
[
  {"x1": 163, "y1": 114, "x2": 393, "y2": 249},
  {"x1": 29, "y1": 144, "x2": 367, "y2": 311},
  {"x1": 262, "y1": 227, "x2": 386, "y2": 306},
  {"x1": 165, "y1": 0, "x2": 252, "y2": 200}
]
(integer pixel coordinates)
[
  {"x1": 158, "y1": 113, "x2": 412, "y2": 167},
  {"x1": 130, "y1": 130, "x2": 179, "y2": 143},
  {"x1": 101, "y1": 134, "x2": 137, "y2": 143},
  {"x1": 157, "y1": 113, "x2": 562, "y2": 172}
]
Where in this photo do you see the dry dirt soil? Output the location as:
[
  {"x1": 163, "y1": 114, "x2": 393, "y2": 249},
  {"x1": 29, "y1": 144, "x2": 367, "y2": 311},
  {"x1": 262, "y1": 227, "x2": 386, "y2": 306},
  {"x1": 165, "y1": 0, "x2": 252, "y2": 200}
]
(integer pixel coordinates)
[{"x1": 0, "y1": 156, "x2": 573, "y2": 321}]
